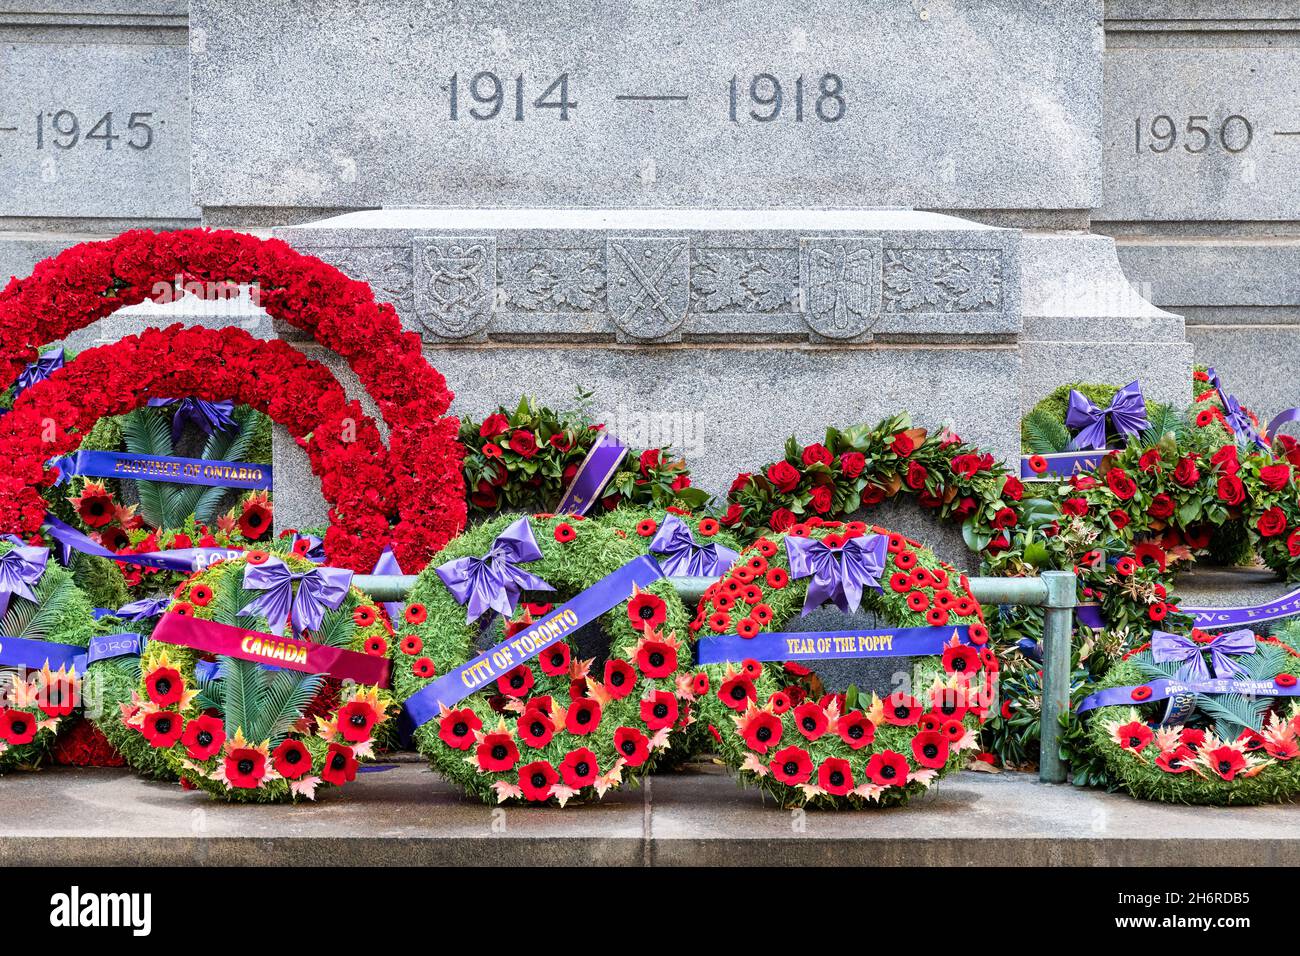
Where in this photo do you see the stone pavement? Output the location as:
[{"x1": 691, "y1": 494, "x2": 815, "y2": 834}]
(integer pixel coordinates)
[{"x1": 2, "y1": 761, "x2": 1297, "y2": 867}]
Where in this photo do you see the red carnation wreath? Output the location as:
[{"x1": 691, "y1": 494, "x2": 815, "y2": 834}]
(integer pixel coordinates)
[
  {"x1": 0, "y1": 228, "x2": 465, "y2": 570},
  {"x1": 0, "y1": 325, "x2": 399, "y2": 569}
]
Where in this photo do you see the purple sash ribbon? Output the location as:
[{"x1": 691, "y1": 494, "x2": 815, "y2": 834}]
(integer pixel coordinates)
[
  {"x1": 403, "y1": 555, "x2": 664, "y2": 729},
  {"x1": 435, "y1": 516, "x2": 554, "y2": 623},
  {"x1": 0, "y1": 634, "x2": 84, "y2": 672},
  {"x1": 697, "y1": 625, "x2": 972, "y2": 665},
  {"x1": 237, "y1": 557, "x2": 353, "y2": 636},
  {"x1": 49, "y1": 450, "x2": 272, "y2": 490},
  {"x1": 85, "y1": 632, "x2": 143, "y2": 665},
  {"x1": 1182, "y1": 588, "x2": 1300, "y2": 630},
  {"x1": 1019, "y1": 450, "x2": 1106, "y2": 480},
  {"x1": 649, "y1": 513, "x2": 739, "y2": 577},
  {"x1": 42, "y1": 514, "x2": 243, "y2": 573},
  {"x1": 93, "y1": 596, "x2": 170, "y2": 622},
  {"x1": 0, "y1": 545, "x2": 48, "y2": 619},
  {"x1": 1066, "y1": 381, "x2": 1150, "y2": 451},
  {"x1": 1075, "y1": 604, "x2": 1106, "y2": 630},
  {"x1": 14, "y1": 346, "x2": 65, "y2": 397},
  {"x1": 146, "y1": 397, "x2": 238, "y2": 445},
  {"x1": 1151, "y1": 628, "x2": 1254, "y2": 682},
  {"x1": 1078, "y1": 676, "x2": 1300, "y2": 714},
  {"x1": 785, "y1": 533, "x2": 887, "y2": 617},
  {"x1": 1267, "y1": 407, "x2": 1300, "y2": 442},
  {"x1": 1206, "y1": 367, "x2": 1268, "y2": 449},
  {"x1": 555, "y1": 432, "x2": 627, "y2": 516}
]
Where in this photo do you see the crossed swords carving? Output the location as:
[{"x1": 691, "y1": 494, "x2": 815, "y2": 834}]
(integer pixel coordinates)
[{"x1": 611, "y1": 241, "x2": 686, "y2": 328}]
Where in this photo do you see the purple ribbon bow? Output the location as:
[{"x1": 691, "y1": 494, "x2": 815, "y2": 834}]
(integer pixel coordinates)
[
  {"x1": 649, "y1": 513, "x2": 739, "y2": 577},
  {"x1": 14, "y1": 346, "x2": 65, "y2": 397},
  {"x1": 436, "y1": 517, "x2": 555, "y2": 623},
  {"x1": 1206, "y1": 367, "x2": 1268, "y2": 450},
  {"x1": 0, "y1": 545, "x2": 49, "y2": 619},
  {"x1": 237, "y1": 557, "x2": 353, "y2": 636},
  {"x1": 147, "y1": 397, "x2": 238, "y2": 445},
  {"x1": 784, "y1": 533, "x2": 888, "y2": 617},
  {"x1": 1151, "y1": 628, "x2": 1255, "y2": 682},
  {"x1": 1065, "y1": 381, "x2": 1150, "y2": 451},
  {"x1": 111, "y1": 596, "x2": 170, "y2": 621}
]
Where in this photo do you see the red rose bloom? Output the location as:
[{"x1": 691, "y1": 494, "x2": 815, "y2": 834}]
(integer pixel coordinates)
[
  {"x1": 141, "y1": 710, "x2": 184, "y2": 748},
  {"x1": 864, "y1": 750, "x2": 910, "y2": 787},
  {"x1": 508, "y1": 429, "x2": 539, "y2": 458},
  {"x1": 808, "y1": 484, "x2": 833, "y2": 514},
  {"x1": 1210, "y1": 444, "x2": 1239, "y2": 475},
  {"x1": 1257, "y1": 506, "x2": 1287, "y2": 538},
  {"x1": 497, "y1": 664, "x2": 535, "y2": 698},
  {"x1": 145, "y1": 666, "x2": 184, "y2": 707},
  {"x1": 336, "y1": 700, "x2": 379, "y2": 743},
  {"x1": 1147, "y1": 493, "x2": 1174, "y2": 519},
  {"x1": 181, "y1": 714, "x2": 225, "y2": 761},
  {"x1": 1062, "y1": 497, "x2": 1089, "y2": 516},
  {"x1": 1138, "y1": 448, "x2": 1163, "y2": 472},
  {"x1": 603, "y1": 658, "x2": 636, "y2": 699},
  {"x1": 769, "y1": 508, "x2": 796, "y2": 532},
  {"x1": 224, "y1": 747, "x2": 267, "y2": 789},
  {"x1": 479, "y1": 413, "x2": 509, "y2": 438},
  {"x1": 818, "y1": 757, "x2": 855, "y2": 795},
  {"x1": 1106, "y1": 468, "x2": 1137, "y2": 501},
  {"x1": 477, "y1": 732, "x2": 519, "y2": 772},
  {"x1": 890, "y1": 432, "x2": 915, "y2": 457},
  {"x1": 271, "y1": 739, "x2": 312, "y2": 779},
  {"x1": 1172, "y1": 457, "x2": 1200, "y2": 486},
  {"x1": 627, "y1": 592, "x2": 667, "y2": 631},
  {"x1": 438, "y1": 708, "x2": 482, "y2": 750},
  {"x1": 767, "y1": 461, "x2": 801, "y2": 493},
  {"x1": 1002, "y1": 475, "x2": 1024, "y2": 501},
  {"x1": 904, "y1": 461, "x2": 928, "y2": 490},
  {"x1": 801, "y1": 443, "x2": 833, "y2": 467},
  {"x1": 992, "y1": 507, "x2": 1017, "y2": 529},
  {"x1": 839, "y1": 452, "x2": 866, "y2": 477},
  {"x1": 639, "y1": 449, "x2": 661, "y2": 475},
  {"x1": 559, "y1": 748, "x2": 599, "y2": 789},
  {"x1": 1260, "y1": 464, "x2": 1292, "y2": 491},
  {"x1": 1109, "y1": 509, "x2": 1130, "y2": 531},
  {"x1": 769, "y1": 745, "x2": 813, "y2": 784},
  {"x1": 1216, "y1": 474, "x2": 1245, "y2": 505},
  {"x1": 614, "y1": 726, "x2": 650, "y2": 767}
]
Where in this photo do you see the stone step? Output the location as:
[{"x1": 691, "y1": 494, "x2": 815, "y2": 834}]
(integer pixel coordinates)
[{"x1": 3, "y1": 762, "x2": 1297, "y2": 867}]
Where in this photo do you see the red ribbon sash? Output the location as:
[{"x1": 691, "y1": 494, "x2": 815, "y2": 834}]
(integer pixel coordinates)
[{"x1": 151, "y1": 613, "x2": 391, "y2": 687}]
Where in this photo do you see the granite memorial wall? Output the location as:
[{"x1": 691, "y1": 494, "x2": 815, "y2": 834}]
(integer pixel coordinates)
[{"x1": 0, "y1": 0, "x2": 1291, "y2": 529}]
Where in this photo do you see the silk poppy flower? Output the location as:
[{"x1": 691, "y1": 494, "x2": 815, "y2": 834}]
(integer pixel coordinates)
[
  {"x1": 566, "y1": 699, "x2": 602, "y2": 735},
  {"x1": 271, "y1": 739, "x2": 312, "y2": 779},
  {"x1": 1236, "y1": 729, "x2": 1266, "y2": 752},
  {"x1": 352, "y1": 605, "x2": 377, "y2": 627},
  {"x1": 635, "y1": 639, "x2": 677, "y2": 678},
  {"x1": 1178, "y1": 728, "x2": 1205, "y2": 751},
  {"x1": 929, "y1": 686, "x2": 969, "y2": 721},
  {"x1": 237, "y1": 498, "x2": 273, "y2": 540},
  {"x1": 906, "y1": 591, "x2": 930, "y2": 612},
  {"x1": 792, "y1": 701, "x2": 829, "y2": 741},
  {"x1": 71, "y1": 482, "x2": 116, "y2": 528},
  {"x1": 559, "y1": 748, "x2": 599, "y2": 789},
  {"x1": 939, "y1": 719, "x2": 966, "y2": 743},
  {"x1": 404, "y1": 604, "x2": 428, "y2": 625},
  {"x1": 864, "y1": 750, "x2": 910, "y2": 787},
  {"x1": 1114, "y1": 721, "x2": 1153, "y2": 752},
  {"x1": 412, "y1": 656, "x2": 436, "y2": 678},
  {"x1": 0, "y1": 708, "x2": 36, "y2": 745},
  {"x1": 189, "y1": 583, "x2": 213, "y2": 606},
  {"x1": 518, "y1": 712, "x2": 556, "y2": 748},
  {"x1": 763, "y1": 568, "x2": 789, "y2": 592},
  {"x1": 1130, "y1": 685, "x2": 1153, "y2": 702},
  {"x1": 1028, "y1": 454, "x2": 1048, "y2": 474},
  {"x1": 336, "y1": 700, "x2": 379, "y2": 743},
  {"x1": 1265, "y1": 736, "x2": 1299, "y2": 761},
  {"x1": 365, "y1": 635, "x2": 388, "y2": 656},
  {"x1": 769, "y1": 745, "x2": 813, "y2": 784},
  {"x1": 883, "y1": 693, "x2": 921, "y2": 726},
  {"x1": 627, "y1": 592, "x2": 667, "y2": 631},
  {"x1": 697, "y1": 518, "x2": 720, "y2": 537},
  {"x1": 1277, "y1": 673, "x2": 1298, "y2": 688},
  {"x1": 640, "y1": 691, "x2": 680, "y2": 731},
  {"x1": 181, "y1": 714, "x2": 225, "y2": 761},
  {"x1": 889, "y1": 572, "x2": 912, "y2": 593},
  {"x1": 144, "y1": 665, "x2": 184, "y2": 707},
  {"x1": 732, "y1": 565, "x2": 757, "y2": 584},
  {"x1": 635, "y1": 518, "x2": 658, "y2": 536},
  {"x1": 690, "y1": 672, "x2": 709, "y2": 696},
  {"x1": 400, "y1": 634, "x2": 423, "y2": 656},
  {"x1": 35, "y1": 672, "x2": 76, "y2": 718},
  {"x1": 737, "y1": 617, "x2": 761, "y2": 638},
  {"x1": 739, "y1": 709, "x2": 783, "y2": 754},
  {"x1": 817, "y1": 757, "x2": 855, "y2": 795},
  {"x1": 927, "y1": 607, "x2": 950, "y2": 627},
  {"x1": 745, "y1": 554, "x2": 769, "y2": 575},
  {"x1": 836, "y1": 711, "x2": 875, "y2": 750},
  {"x1": 614, "y1": 726, "x2": 650, "y2": 767},
  {"x1": 225, "y1": 747, "x2": 267, "y2": 789},
  {"x1": 553, "y1": 522, "x2": 577, "y2": 543},
  {"x1": 438, "y1": 708, "x2": 482, "y2": 750},
  {"x1": 1153, "y1": 746, "x2": 1196, "y2": 774},
  {"x1": 1205, "y1": 745, "x2": 1247, "y2": 781},
  {"x1": 750, "y1": 603, "x2": 774, "y2": 626},
  {"x1": 141, "y1": 710, "x2": 184, "y2": 748},
  {"x1": 769, "y1": 690, "x2": 791, "y2": 714},
  {"x1": 718, "y1": 674, "x2": 756, "y2": 712},
  {"x1": 919, "y1": 713, "x2": 942, "y2": 733},
  {"x1": 894, "y1": 550, "x2": 918, "y2": 570},
  {"x1": 911, "y1": 730, "x2": 950, "y2": 769},
  {"x1": 540, "y1": 641, "x2": 571, "y2": 676},
  {"x1": 476, "y1": 732, "x2": 519, "y2": 772},
  {"x1": 518, "y1": 760, "x2": 558, "y2": 800},
  {"x1": 713, "y1": 592, "x2": 736, "y2": 611},
  {"x1": 604, "y1": 659, "x2": 636, "y2": 699},
  {"x1": 942, "y1": 644, "x2": 979, "y2": 676},
  {"x1": 968, "y1": 623, "x2": 989, "y2": 645},
  {"x1": 321, "y1": 743, "x2": 359, "y2": 785},
  {"x1": 497, "y1": 664, "x2": 535, "y2": 698}
]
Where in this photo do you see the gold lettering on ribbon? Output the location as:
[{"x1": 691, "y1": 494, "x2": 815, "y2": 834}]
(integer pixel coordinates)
[
  {"x1": 239, "y1": 634, "x2": 309, "y2": 667},
  {"x1": 459, "y1": 608, "x2": 583, "y2": 692}
]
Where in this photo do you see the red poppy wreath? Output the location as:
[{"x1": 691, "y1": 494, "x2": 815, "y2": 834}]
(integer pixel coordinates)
[
  {"x1": 690, "y1": 520, "x2": 997, "y2": 808},
  {"x1": 0, "y1": 228, "x2": 465, "y2": 570},
  {"x1": 116, "y1": 551, "x2": 397, "y2": 802},
  {"x1": 392, "y1": 513, "x2": 694, "y2": 805}
]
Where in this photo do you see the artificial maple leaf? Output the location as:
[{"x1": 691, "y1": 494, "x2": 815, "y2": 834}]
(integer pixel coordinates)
[
  {"x1": 352, "y1": 739, "x2": 376, "y2": 760},
  {"x1": 289, "y1": 776, "x2": 321, "y2": 801},
  {"x1": 851, "y1": 783, "x2": 886, "y2": 801},
  {"x1": 552, "y1": 784, "x2": 579, "y2": 808},
  {"x1": 592, "y1": 758, "x2": 625, "y2": 798},
  {"x1": 908, "y1": 767, "x2": 939, "y2": 788},
  {"x1": 584, "y1": 677, "x2": 614, "y2": 708},
  {"x1": 865, "y1": 693, "x2": 885, "y2": 726},
  {"x1": 648, "y1": 727, "x2": 672, "y2": 751},
  {"x1": 740, "y1": 753, "x2": 769, "y2": 777},
  {"x1": 569, "y1": 656, "x2": 593, "y2": 682},
  {"x1": 492, "y1": 780, "x2": 523, "y2": 803}
]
